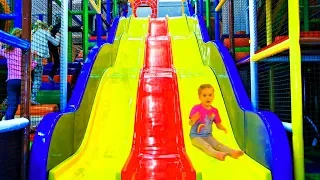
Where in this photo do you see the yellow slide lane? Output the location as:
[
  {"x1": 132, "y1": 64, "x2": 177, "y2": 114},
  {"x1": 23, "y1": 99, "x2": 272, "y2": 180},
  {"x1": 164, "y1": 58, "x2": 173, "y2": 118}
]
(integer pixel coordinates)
[
  {"x1": 168, "y1": 16, "x2": 272, "y2": 179},
  {"x1": 48, "y1": 17, "x2": 149, "y2": 180}
]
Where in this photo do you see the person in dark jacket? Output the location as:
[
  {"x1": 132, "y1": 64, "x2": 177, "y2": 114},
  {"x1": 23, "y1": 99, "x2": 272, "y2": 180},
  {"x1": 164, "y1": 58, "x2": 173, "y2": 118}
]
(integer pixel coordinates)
[
  {"x1": 48, "y1": 17, "x2": 61, "y2": 83},
  {"x1": 48, "y1": 17, "x2": 83, "y2": 83}
]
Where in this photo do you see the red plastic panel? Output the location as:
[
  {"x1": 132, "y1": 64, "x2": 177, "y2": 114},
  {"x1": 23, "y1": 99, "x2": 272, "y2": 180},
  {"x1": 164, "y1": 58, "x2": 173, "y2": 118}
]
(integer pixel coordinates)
[
  {"x1": 121, "y1": 19, "x2": 196, "y2": 180},
  {"x1": 144, "y1": 36, "x2": 172, "y2": 69},
  {"x1": 133, "y1": 0, "x2": 158, "y2": 18},
  {"x1": 149, "y1": 19, "x2": 167, "y2": 36}
]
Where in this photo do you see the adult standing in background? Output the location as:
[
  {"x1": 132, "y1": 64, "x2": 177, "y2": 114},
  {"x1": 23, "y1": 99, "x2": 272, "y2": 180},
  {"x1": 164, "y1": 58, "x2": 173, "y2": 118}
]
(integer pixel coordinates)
[{"x1": 48, "y1": 16, "x2": 61, "y2": 83}]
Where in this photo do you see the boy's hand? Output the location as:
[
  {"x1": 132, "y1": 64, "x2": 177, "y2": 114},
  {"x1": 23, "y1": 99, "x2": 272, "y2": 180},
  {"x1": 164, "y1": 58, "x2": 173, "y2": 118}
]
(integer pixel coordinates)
[
  {"x1": 221, "y1": 126, "x2": 228, "y2": 134},
  {"x1": 217, "y1": 123, "x2": 227, "y2": 134},
  {"x1": 190, "y1": 112, "x2": 200, "y2": 122}
]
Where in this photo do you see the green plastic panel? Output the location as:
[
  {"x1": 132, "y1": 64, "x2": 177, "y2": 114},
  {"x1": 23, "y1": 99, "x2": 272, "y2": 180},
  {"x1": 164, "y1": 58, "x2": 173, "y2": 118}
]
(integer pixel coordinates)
[{"x1": 36, "y1": 90, "x2": 60, "y2": 104}]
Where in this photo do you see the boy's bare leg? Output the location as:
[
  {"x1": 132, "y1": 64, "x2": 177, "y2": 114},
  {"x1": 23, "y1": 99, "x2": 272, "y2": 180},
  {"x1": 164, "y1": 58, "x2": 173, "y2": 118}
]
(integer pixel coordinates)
[
  {"x1": 205, "y1": 135, "x2": 244, "y2": 159},
  {"x1": 191, "y1": 137, "x2": 227, "y2": 161}
]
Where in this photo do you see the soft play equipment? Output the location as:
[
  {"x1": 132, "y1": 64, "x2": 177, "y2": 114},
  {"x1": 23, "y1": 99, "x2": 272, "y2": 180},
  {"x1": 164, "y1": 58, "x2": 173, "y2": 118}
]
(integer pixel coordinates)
[{"x1": 29, "y1": 15, "x2": 291, "y2": 180}]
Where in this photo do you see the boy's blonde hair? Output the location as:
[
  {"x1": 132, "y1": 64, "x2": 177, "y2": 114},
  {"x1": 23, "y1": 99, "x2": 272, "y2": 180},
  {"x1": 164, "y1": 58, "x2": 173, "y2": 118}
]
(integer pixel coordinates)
[
  {"x1": 11, "y1": 28, "x2": 22, "y2": 37},
  {"x1": 32, "y1": 20, "x2": 49, "y2": 33},
  {"x1": 5, "y1": 28, "x2": 22, "y2": 51},
  {"x1": 198, "y1": 84, "x2": 214, "y2": 95}
]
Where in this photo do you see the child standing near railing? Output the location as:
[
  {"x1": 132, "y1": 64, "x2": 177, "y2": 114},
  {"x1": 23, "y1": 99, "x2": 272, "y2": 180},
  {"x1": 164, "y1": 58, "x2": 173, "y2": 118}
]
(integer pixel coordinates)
[
  {"x1": 0, "y1": 28, "x2": 36, "y2": 120},
  {"x1": 31, "y1": 21, "x2": 60, "y2": 104}
]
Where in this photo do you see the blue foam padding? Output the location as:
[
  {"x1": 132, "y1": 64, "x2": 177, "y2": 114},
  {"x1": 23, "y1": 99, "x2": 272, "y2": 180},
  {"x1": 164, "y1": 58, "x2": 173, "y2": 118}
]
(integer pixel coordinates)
[
  {"x1": 40, "y1": 82, "x2": 60, "y2": 90},
  {"x1": 40, "y1": 82, "x2": 72, "y2": 91},
  {"x1": 0, "y1": 118, "x2": 29, "y2": 133},
  {"x1": 0, "y1": 58, "x2": 7, "y2": 66},
  {"x1": 42, "y1": 67, "x2": 78, "y2": 75}
]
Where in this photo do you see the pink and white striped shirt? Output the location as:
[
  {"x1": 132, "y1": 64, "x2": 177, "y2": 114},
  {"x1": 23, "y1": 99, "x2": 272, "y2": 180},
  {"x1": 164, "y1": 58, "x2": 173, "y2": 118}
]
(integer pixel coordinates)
[{"x1": 0, "y1": 48, "x2": 36, "y2": 81}]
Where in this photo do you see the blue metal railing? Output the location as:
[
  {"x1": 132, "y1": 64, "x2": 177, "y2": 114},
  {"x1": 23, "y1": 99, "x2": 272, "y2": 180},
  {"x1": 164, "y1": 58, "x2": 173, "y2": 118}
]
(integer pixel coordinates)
[
  {"x1": 0, "y1": 30, "x2": 30, "y2": 50},
  {"x1": 0, "y1": 0, "x2": 22, "y2": 28}
]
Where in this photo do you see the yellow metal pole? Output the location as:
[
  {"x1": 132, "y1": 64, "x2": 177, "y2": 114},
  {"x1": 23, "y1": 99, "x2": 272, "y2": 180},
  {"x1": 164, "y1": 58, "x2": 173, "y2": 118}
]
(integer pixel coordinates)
[
  {"x1": 182, "y1": 0, "x2": 186, "y2": 15},
  {"x1": 215, "y1": 0, "x2": 226, "y2": 11},
  {"x1": 289, "y1": 0, "x2": 304, "y2": 179},
  {"x1": 89, "y1": 0, "x2": 101, "y2": 14},
  {"x1": 251, "y1": 39, "x2": 289, "y2": 62},
  {"x1": 98, "y1": 0, "x2": 101, "y2": 14},
  {"x1": 129, "y1": 0, "x2": 135, "y2": 16},
  {"x1": 265, "y1": 0, "x2": 272, "y2": 45}
]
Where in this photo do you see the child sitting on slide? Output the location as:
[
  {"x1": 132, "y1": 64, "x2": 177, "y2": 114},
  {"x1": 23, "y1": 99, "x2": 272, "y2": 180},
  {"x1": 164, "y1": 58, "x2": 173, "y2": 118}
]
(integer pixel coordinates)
[{"x1": 189, "y1": 84, "x2": 244, "y2": 161}]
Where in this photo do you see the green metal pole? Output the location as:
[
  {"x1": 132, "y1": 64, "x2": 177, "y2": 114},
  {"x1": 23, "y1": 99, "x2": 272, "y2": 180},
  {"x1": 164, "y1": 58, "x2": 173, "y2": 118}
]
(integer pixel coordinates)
[
  {"x1": 83, "y1": 0, "x2": 89, "y2": 60},
  {"x1": 69, "y1": 10, "x2": 96, "y2": 15},
  {"x1": 55, "y1": 0, "x2": 61, "y2": 6},
  {"x1": 269, "y1": 67, "x2": 275, "y2": 112},
  {"x1": 303, "y1": 0, "x2": 309, "y2": 31},
  {"x1": 68, "y1": 0, "x2": 73, "y2": 62},
  {"x1": 113, "y1": 0, "x2": 118, "y2": 17},
  {"x1": 205, "y1": 0, "x2": 210, "y2": 30},
  {"x1": 68, "y1": 13, "x2": 72, "y2": 62}
]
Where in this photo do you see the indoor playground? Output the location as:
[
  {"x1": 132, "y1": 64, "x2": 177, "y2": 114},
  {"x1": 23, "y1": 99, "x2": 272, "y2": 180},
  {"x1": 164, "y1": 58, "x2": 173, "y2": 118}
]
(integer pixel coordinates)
[{"x1": 0, "y1": 0, "x2": 319, "y2": 179}]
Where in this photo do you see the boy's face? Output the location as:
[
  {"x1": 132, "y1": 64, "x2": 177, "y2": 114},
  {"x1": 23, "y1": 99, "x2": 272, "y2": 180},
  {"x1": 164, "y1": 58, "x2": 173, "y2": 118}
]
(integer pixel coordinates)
[{"x1": 199, "y1": 87, "x2": 214, "y2": 107}]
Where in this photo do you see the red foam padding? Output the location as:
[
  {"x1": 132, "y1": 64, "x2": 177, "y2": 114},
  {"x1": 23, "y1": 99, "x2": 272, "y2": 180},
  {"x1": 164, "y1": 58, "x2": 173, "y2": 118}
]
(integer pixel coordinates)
[
  {"x1": 235, "y1": 52, "x2": 250, "y2": 61},
  {"x1": 257, "y1": 31, "x2": 320, "y2": 53},
  {"x1": 15, "y1": 104, "x2": 58, "y2": 116},
  {"x1": 89, "y1": 36, "x2": 107, "y2": 41},
  {"x1": 42, "y1": 75, "x2": 74, "y2": 83},
  {"x1": 274, "y1": 31, "x2": 320, "y2": 42},
  {"x1": 236, "y1": 31, "x2": 246, "y2": 35},
  {"x1": 224, "y1": 38, "x2": 250, "y2": 48}
]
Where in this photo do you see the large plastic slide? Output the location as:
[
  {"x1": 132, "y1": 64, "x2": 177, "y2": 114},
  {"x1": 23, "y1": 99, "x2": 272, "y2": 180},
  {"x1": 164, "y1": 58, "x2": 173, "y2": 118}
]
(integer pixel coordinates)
[{"x1": 29, "y1": 15, "x2": 292, "y2": 180}]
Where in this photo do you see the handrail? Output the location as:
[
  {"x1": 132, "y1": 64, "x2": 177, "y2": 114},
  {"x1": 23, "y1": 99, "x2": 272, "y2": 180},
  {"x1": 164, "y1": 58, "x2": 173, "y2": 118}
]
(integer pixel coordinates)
[
  {"x1": 89, "y1": 0, "x2": 101, "y2": 14},
  {"x1": 54, "y1": 0, "x2": 61, "y2": 6},
  {"x1": 215, "y1": 0, "x2": 226, "y2": 11},
  {"x1": 0, "y1": 30, "x2": 30, "y2": 50},
  {"x1": 0, "y1": 118, "x2": 29, "y2": 133}
]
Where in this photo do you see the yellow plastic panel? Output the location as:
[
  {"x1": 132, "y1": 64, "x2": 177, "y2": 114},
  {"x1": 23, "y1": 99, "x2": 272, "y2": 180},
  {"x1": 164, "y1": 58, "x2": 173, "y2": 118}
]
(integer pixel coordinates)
[
  {"x1": 48, "y1": 18, "x2": 148, "y2": 180},
  {"x1": 126, "y1": 16, "x2": 150, "y2": 37},
  {"x1": 169, "y1": 17, "x2": 272, "y2": 180},
  {"x1": 167, "y1": 16, "x2": 191, "y2": 37}
]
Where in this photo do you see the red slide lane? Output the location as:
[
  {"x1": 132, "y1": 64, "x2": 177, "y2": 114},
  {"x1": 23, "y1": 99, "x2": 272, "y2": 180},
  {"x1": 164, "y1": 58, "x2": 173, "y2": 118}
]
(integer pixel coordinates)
[{"x1": 121, "y1": 18, "x2": 196, "y2": 180}]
